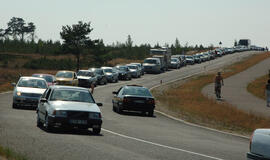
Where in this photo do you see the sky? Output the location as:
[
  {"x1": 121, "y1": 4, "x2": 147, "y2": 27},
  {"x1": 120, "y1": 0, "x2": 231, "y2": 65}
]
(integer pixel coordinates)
[{"x1": 0, "y1": 0, "x2": 270, "y2": 47}]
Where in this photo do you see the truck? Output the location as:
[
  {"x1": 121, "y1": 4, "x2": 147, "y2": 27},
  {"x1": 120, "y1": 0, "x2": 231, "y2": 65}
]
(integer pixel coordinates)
[
  {"x1": 238, "y1": 39, "x2": 251, "y2": 47},
  {"x1": 149, "y1": 48, "x2": 171, "y2": 71}
]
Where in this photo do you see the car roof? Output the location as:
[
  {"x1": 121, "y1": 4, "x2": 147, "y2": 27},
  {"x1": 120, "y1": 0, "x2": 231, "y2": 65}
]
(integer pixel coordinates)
[
  {"x1": 78, "y1": 70, "x2": 93, "y2": 72},
  {"x1": 56, "y1": 70, "x2": 75, "y2": 73},
  {"x1": 101, "y1": 67, "x2": 112, "y2": 69},
  {"x1": 49, "y1": 85, "x2": 90, "y2": 91},
  {"x1": 20, "y1": 76, "x2": 47, "y2": 81},
  {"x1": 32, "y1": 73, "x2": 54, "y2": 76}
]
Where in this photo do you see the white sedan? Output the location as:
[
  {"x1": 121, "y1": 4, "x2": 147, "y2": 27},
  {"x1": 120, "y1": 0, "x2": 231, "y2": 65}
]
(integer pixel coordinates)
[{"x1": 36, "y1": 85, "x2": 103, "y2": 134}]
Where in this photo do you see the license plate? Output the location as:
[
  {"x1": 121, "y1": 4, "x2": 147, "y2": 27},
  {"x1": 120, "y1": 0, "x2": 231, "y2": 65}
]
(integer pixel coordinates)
[
  {"x1": 69, "y1": 119, "x2": 87, "y2": 125},
  {"x1": 93, "y1": 125, "x2": 100, "y2": 128},
  {"x1": 135, "y1": 100, "x2": 144, "y2": 104}
]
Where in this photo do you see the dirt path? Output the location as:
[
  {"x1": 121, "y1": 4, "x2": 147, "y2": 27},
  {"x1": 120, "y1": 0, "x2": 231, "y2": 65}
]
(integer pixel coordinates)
[{"x1": 202, "y1": 54, "x2": 270, "y2": 117}]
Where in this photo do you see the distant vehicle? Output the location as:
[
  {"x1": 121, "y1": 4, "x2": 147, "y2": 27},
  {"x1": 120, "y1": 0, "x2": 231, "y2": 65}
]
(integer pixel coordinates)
[
  {"x1": 238, "y1": 39, "x2": 251, "y2": 48},
  {"x1": 77, "y1": 70, "x2": 97, "y2": 87},
  {"x1": 143, "y1": 58, "x2": 162, "y2": 74},
  {"x1": 193, "y1": 55, "x2": 202, "y2": 64},
  {"x1": 185, "y1": 55, "x2": 195, "y2": 65},
  {"x1": 130, "y1": 63, "x2": 144, "y2": 75},
  {"x1": 150, "y1": 48, "x2": 171, "y2": 71},
  {"x1": 89, "y1": 68, "x2": 107, "y2": 85},
  {"x1": 12, "y1": 76, "x2": 48, "y2": 109},
  {"x1": 55, "y1": 71, "x2": 78, "y2": 86},
  {"x1": 32, "y1": 74, "x2": 57, "y2": 86},
  {"x1": 115, "y1": 65, "x2": 132, "y2": 80},
  {"x1": 36, "y1": 85, "x2": 103, "y2": 134},
  {"x1": 101, "y1": 67, "x2": 119, "y2": 83},
  {"x1": 170, "y1": 58, "x2": 181, "y2": 69},
  {"x1": 247, "y1": 129, "x2": 270, "y2": 160},
  {"x1": 126, "y1": 64, "x2": 141, "y2": 78},
  {"x1": 112, "y1": 85, "x2": 155, "y2": 116}
]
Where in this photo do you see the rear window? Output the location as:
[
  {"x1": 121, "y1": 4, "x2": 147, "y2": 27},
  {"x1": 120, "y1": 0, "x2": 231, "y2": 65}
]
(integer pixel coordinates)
[{"x1": 122, "y1": 87, "x2": 152, "y2": 97}]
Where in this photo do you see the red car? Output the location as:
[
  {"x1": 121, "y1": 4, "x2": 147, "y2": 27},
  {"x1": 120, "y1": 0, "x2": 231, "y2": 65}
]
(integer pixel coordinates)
[{"x1": 32, "y1": 74, "x2": 57, "y2": 86}]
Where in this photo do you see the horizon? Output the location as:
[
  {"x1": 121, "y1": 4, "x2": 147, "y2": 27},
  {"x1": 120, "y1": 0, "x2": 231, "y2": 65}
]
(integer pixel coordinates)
[{"x1": 1, "y1": 0, "x2": 269, "y2": 48}]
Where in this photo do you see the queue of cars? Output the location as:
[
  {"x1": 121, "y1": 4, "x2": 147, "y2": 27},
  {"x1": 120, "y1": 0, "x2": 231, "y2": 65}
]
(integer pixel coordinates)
[{"x1": 11, "y1": 46, "x2": 263, "y2": 137}]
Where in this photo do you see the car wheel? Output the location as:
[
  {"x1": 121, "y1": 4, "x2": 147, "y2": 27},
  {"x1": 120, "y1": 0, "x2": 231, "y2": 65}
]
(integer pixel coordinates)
[
  {"x1": 12, "y1": 103, "x2": 17, "y2": 109},
  {"x1": 45, "y1": 114, "x2": 53, "y2": 132},
  {"x1": 93, "y1": 127, "x2": 101, "y2": 135},
  {"x1": 36, "y1": 112, "x2": 43, "y2": 127},
  {"x1": 148, "y1": 110, "x2": 154, "y2": 117}
]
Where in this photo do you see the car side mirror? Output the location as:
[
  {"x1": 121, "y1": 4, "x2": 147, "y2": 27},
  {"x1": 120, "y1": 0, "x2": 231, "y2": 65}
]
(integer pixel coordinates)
[
  {"x1": 11, "y1": 82, "x2": 16, "y2": 86},
  {"x1": 112, "y1": 91, "x2": 117, "y2": 95},
  {"x1": 96, "y1": 103, "x2": 103, "y2": 107},
  {"x1": 40, "y1": 98, "x2": 48, "y2": 103}
]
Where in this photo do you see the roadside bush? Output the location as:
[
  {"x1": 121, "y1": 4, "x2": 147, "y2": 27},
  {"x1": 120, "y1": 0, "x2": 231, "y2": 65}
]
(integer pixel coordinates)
[{"x1": 23, "y1": 57, "x2": 76, "y2": 70}]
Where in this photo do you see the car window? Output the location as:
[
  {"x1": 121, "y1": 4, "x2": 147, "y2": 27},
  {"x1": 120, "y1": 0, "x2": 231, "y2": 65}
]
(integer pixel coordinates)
[
  {"x1": 50, "y1": 89, "x2": 95, "y2": 103},
  {"x1": 122, "y1": 87, "x2": 152, "y2": 97},
  {"x1": 56, "y1": 72, "x2": 73, "y2": 78},
  {"x1": 17, "y1": 78, "x2": 47, "y2": 89}
]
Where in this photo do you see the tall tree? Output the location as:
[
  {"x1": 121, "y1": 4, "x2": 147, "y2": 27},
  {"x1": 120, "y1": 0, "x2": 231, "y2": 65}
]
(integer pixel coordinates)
[
  {"x1": 7, "y1": 17, "x2": 27, "y2": 41},
  {"x1": 60, "y1": 21, "x2": 94, "y2": 71},
  {"x1": 27, "y1": 22, "x2": 36, "y2": 42},
  {"x1": 174, "y1": 38, "x2": 181, "y2": 49},
  {"x1": 125, "y1": 35, "x2": 133, "y2": 48}
]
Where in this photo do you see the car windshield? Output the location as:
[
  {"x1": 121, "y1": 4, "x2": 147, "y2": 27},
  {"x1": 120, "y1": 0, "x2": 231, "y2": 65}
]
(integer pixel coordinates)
[
  {"x1": 50, "y1": 89, "x2": 95, "y2": 103},
  {"x1": 118, "y1": 66, "x2": 127, "y2": 71},
  {"x1": 77, "y1": 71, "x2": 94, "y2": 77},
  {"x1": 33, "y1": 75, "x2": 53, "y2": 83},
  {"x1": 171, "y1": 59, "x2": 178, "y2": 62},
  {"x1": 122, "y1": 87, "x2": 152, "y2": 97},
  {"x1": 17, "y1": 78, "x2": 47, "y2": 89},
  {"x1": 144, "y1": 59, "x2": 157, "y2": 64},
  {"x1": 128, "y1": 66, "x2": 137, "y2": 69},
  {"x1": 104, "y1": 69, "x2": 113, "y2": 73},
  {"x1": 94, "y1": 69, "x2": 102, "y2": 75},
  {"x1": 56, "y1": 72, "x2": 73, "y2": 78}
]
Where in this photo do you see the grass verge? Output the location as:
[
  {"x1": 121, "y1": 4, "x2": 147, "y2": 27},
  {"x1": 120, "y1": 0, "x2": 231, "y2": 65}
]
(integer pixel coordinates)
[
  {"x1": 0, "y1": 146, "x2": 27, "y2": 160},
  {"x1": 152, "y1": 52, "x2": 270, "y2": 135},
  {"x1": 247, "y1": 74, "x2": 268, "y2": 100}
]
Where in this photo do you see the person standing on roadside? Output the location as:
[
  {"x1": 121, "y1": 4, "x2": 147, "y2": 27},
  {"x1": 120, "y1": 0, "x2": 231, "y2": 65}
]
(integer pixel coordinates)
[
  {"x1": 90, "y1": 83, "x2": 95, "y2": 94},
  {"x1": 215, "y1": 72, "x2": 224, "y2": 99},
  {"x1": 266, "y1": 79, "x2": 270, "y2": 107}
]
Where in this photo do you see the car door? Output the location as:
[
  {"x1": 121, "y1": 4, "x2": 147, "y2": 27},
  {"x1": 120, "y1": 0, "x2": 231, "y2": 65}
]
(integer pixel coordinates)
[
  {"x1": 39, "y1": 88, "x2": 52, "y2": 121},
  {"x1": 113, "y1": 87, "x2": 123, "y2": 107}
]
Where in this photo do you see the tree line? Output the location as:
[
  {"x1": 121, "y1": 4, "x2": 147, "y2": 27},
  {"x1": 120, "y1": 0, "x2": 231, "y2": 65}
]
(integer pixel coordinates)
[{"x1": 0, "y1": 17, "x2": 212, "y2": 70}]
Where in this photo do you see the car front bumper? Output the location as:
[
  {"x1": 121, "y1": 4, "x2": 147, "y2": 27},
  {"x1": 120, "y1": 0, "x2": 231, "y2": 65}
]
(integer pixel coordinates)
[
  {"x1": 48, "y1": 115, "x2": 102, "y2": 129},
  {"x1": 247, "y1": 152, "x2": 270, "y2": 160},
  {"x1": 13, "y1": 96, "x2": 40, "y2": 108}
]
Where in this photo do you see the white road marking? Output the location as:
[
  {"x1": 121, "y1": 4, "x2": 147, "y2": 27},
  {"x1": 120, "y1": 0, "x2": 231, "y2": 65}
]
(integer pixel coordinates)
[{"x1": 102, "y1": 128, "x2": 225, "y2": 160}]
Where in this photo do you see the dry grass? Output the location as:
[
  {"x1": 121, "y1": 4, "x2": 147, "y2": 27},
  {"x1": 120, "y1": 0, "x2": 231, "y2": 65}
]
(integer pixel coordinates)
[
  {"x1": 153, "y1": 52, "x2": 270, "y2": 135},
  {"x1": 247, "y1": 75, "x2": 268, "y2": 100},
  {"x1": 0, "y1": 68, "x2": 57, "y2": 93},
  {"x1": 0, "y1": 145, "x2": 27, "y2": 160},
  {"x1": 107, "y1": 58, "x2": 143, "y2": 66}
]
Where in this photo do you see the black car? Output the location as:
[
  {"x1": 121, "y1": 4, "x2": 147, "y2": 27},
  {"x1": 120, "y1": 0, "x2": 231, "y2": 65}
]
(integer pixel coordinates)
[
  {"x1": 89, "y1": 68, "x2": 107, "y2": 85},
  {"x1": 112, "y1": 85, "x2": 155, "y2": 116},
  {"x1": 115, "y1": 65, "x2": 132, "y2": 80}
]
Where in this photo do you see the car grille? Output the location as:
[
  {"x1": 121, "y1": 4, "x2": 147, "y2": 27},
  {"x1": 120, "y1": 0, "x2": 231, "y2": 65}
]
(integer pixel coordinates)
[
  {"x1": 144, "y1": 66, "x2": 152, "y2": 69},
  {"x1": 21, "y1": 93, "x2": 42, "y2": 97},
  {"x1": 67, "y1": 111, "x2": 89, "y2": 119},
  {"x1": 79, "y1": 79, "x2": 89, "y2": 86}
]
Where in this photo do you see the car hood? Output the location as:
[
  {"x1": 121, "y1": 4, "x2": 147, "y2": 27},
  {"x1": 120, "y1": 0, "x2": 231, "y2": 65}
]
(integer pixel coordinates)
[
  {"x1": 49, "y1": 101, "x2": 101, "y2": 113},
  {"x1": 56, "y1": 77, "x2": 73, "y2": 81},
  {"x1": 251, "y1": 129, "x2": 270, "y2": 158},
  {"x1": 16, "y1": 87, "x2": 46, "y2": 94}
]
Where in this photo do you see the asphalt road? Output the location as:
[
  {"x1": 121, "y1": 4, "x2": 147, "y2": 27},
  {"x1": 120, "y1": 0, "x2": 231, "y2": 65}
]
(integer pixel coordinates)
[
  {"x1": 202, "y1": 54, "x2": 270, "y2": 117},
  {"x1": 0, "y1": 51, "x2": 261, "y2": 160}
]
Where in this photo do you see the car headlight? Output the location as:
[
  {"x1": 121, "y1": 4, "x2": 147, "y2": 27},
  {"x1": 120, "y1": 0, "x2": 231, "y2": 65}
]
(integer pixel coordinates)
[
  {"x1": 53, "y1": 110, "x2": 67, "y2": 117},
  {"x1": 16, "y1": 92, "x2": 21, "y2": 96},
  {"x1": 89, "y1": 112, "x2": 101, "y2": 119}
]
